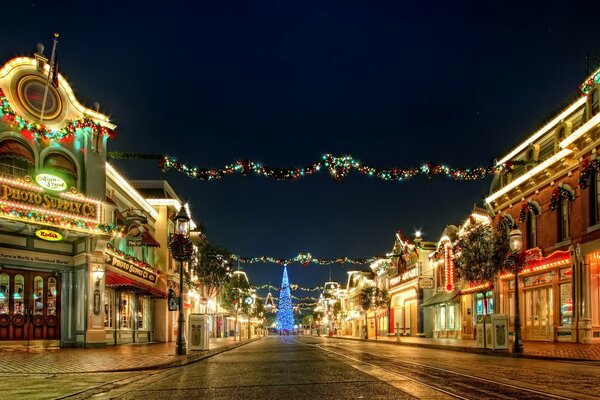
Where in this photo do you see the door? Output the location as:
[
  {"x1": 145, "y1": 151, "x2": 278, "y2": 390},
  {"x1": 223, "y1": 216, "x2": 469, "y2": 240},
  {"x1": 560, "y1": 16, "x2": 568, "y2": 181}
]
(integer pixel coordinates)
[
  {"x1": 524, "y1": 286, "x2": 552, "y2": 341},
  {"x1": 0, "y1": 269, "x2": 61, "y2": 342}
]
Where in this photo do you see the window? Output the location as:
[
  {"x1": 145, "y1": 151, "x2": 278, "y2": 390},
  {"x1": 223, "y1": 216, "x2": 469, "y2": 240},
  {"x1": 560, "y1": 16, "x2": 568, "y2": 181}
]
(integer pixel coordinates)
[
  {"x1": 527, "y1": 212, "x2": 537, "y2": 248},
  {"x1": 43, "y1": 152, "x2": 78, "y2": 189},
  {"x1": 560, "y1": 283, "x2": 572, "y2": 326},
  {"x1": 592, "y1": 90, "x2": 600, "y2": 117},
  {"x1": 0, "y1": 140, "x2": 34, "y2": 178},
  {"x1": 104, "y1": 288, "x2": 115, "y2": 328},
  {"x1": 558, "y1": 197, "x2": 570, "y2": 241},
  {"x1": 591, "y1": 171, "x2": 600, "y2": 226},
  {"x1": 0, "y1": 273, "x2": 9, "y2": 314}
]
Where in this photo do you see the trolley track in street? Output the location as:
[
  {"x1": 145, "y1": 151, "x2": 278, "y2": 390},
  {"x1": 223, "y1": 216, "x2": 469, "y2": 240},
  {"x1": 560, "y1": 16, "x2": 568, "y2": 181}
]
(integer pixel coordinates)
[{"x1": 289, "y1": 337, "x2": 586, "y2": 400}]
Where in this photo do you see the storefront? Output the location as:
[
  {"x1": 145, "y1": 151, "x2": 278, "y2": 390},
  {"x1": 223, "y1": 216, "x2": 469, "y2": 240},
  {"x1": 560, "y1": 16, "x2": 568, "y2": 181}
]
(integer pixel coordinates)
[
  {"x1": 420, "y1": 290, "x2": 461, "y2": 338},
  {"x1": 499, "y1": 249, "x2": 572, "y2": 342},
  {"x1": 103, "y1": 245, "x2": 165, "y2": 345}
]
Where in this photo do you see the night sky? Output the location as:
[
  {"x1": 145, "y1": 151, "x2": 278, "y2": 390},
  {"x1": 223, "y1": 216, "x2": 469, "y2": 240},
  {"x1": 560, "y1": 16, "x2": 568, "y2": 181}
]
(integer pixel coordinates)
[{"x1": 4, "y1": 2, "x2": 600, "y2": 293}]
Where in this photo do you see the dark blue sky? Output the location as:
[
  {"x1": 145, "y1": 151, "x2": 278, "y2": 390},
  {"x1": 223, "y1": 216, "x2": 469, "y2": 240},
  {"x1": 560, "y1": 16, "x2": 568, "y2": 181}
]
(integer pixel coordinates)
[{"x1": 4, "y1": 1, "x2": 600, "y2": 291}]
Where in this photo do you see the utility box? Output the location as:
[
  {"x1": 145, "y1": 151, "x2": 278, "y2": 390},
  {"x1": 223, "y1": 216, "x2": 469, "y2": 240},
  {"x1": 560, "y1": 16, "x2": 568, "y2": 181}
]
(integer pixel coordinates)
[
  {"x1": 475, "y1": 314, "x2": 488, "y2": 348},
  {"x1": 189, "y1": 314, "x2": 210, "y2": 351},
  {"x1": 489, "y1": 314, "x2": 509, "y2": 350}
]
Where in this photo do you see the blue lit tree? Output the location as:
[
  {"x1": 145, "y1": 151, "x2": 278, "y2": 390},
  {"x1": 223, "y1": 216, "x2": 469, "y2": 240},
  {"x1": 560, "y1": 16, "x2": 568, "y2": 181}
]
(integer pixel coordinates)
[{"x1": 276, "y1": 267, "x2": 294, "y2": 332}]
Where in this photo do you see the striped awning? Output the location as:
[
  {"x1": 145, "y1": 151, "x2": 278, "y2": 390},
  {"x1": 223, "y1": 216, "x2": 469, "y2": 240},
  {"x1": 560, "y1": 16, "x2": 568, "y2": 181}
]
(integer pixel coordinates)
[
  {"x1": 0, "y1": 140, "x2": 34, "y2": 164},
  {"x1": 105, "y1": 271, "x2": 165, "y2": 298}
]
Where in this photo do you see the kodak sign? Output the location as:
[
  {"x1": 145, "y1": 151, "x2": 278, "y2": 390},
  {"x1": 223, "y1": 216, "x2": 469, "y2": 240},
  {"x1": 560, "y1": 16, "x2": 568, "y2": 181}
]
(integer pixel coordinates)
[{"x1": 1, "y1": 182, "x2": 97, "y2": 219}]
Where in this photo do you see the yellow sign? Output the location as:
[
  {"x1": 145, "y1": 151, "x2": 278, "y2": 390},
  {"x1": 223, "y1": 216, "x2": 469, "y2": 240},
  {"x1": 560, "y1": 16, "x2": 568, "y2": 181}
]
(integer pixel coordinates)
[
  {"x1": 35, "y1": 229, "x2": 63, "y2": 241},
  {"x1": 35, "y1": 174, "x2": 68, "y2": 192},
  {"x1": 1, "y1": 183, "x2": 97, "y2": 219}
]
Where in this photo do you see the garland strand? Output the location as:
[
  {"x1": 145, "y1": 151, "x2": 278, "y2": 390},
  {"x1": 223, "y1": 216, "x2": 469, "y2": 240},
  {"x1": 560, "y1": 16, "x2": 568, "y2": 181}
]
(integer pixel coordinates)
[
  {"x1": 151, "y1": 154, "x2": 525, "y2": 182},
  {"x1": 0, "y1": 89, "x2": 115, "y2": 141},
  {"x1": 233, "y1": 252, "x2": 410, "y2": 267},
  {"x1": 254, "y1": 284, "x2": 324, "y2": 291}
]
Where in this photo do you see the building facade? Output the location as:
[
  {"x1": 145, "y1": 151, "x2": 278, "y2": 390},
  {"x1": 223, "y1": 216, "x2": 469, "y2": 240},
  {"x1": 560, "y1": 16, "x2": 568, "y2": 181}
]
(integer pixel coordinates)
[{"x1": 485, "y1": 68, "x2": 600, "y2": 343}]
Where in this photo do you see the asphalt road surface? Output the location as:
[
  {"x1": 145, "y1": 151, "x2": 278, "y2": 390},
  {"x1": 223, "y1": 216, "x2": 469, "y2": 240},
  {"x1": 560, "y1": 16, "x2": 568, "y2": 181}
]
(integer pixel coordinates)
[{"x1": 5, "y1": 336, "x2": 600, "y2": 399}]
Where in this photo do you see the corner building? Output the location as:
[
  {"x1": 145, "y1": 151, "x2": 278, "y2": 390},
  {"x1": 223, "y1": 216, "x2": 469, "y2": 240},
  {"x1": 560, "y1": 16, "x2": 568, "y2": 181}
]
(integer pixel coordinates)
[
  {"x1": 0, "y1": 50, "x2": 116, "y2": 347},
  {"x1": 487, "y1": 67, "x2": 600, "y2": 343}
]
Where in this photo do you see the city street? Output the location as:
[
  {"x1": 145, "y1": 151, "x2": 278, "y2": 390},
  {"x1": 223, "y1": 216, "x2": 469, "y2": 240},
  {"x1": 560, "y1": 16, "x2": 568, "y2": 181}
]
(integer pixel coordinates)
[{"x1": 4, "y1": 336, "x2": 598, "y2": 400}]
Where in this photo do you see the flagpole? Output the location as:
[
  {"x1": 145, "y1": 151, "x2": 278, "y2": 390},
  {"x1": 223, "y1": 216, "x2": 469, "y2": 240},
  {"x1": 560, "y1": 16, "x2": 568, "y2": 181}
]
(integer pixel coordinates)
[{"x1": 39, "y1": 32, "x2": 59, "y2": 125}]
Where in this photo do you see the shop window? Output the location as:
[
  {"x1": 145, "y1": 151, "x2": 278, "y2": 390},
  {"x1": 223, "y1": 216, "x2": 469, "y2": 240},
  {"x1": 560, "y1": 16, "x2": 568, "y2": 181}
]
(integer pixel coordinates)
[
  {"x1": 591, "y1": 257, "x2": 600, "y2": 326},
  {"x1": 104, "y1": 288, "x2": 115, "y2": 329},
  {"x1": 448, "y1": 305, "x2": 455, "y2": 330},
  {"x1": 0, "y1": 139, "x2": 34, "y2": 178},
  {"x1": 33, "y1": 276, "x2": 43, "y2": 315},
  {"x1": 47, "y1": 277, "x2": 57, "y2": 316},
  {"x1": 527, "y1": 213, "x2": 537, "y2": 248},
  {"x1": 558, "y1": 197, "x2": 570, "y2": 241},
  {"x1": 439, "y1": 305, "x2": 446, "y2": 330},
  {"x1": 120, "y1": 292, "x2": 134, "y2": 329},
  {"x1": 43, "y1": 152, "x2": 78, "y2": 189},
  {"x1": 13, "y1": 274, "x2": 24, "y2": 315},
  {"x1": 590, "y1": 171, "x2": 600, "y2": 226},
  {"x1": 560, "y1": 283, "x2": 572, "y2": 326},
  {"x1": 0, "y1": 273, "x2": 9, "y2": 314},
  {"x1": 138, "y1": 297, "x2": 151, "y2": 330}
]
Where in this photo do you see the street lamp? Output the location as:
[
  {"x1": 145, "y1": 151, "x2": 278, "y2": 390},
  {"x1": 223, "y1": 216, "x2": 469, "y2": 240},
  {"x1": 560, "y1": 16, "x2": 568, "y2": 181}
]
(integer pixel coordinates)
[
  {"x1": 509, "y1": 228, "x2": 524, "y2": 354},
  {"x1": 170, "y1": 206, "x2": 192, "y2": 356}
]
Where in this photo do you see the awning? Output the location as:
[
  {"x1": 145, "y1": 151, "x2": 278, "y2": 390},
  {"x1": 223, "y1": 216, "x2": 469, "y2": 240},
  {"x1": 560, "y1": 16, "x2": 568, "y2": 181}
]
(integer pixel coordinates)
[
  {"x1": 105, "y1": 271, "x2": 166, "y2": 298},
  {"x1": 0, "y1": 139, "x2": 34, "y2": 164},
  {"x1": 420, "y1": 290, "x2": 460, "y2": 308},
  {"x1": 141, "y1": 229, "x2": 160, "y2": 247},
  {"x1": 44, "y1": 153, "x2": 78, "y2": 178}
]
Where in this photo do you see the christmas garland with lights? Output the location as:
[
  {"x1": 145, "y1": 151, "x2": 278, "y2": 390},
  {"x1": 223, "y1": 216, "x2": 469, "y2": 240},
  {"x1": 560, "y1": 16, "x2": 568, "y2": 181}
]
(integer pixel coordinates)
[
  {"x1": 579, "y1": 158, "x2": 600, "y2": 189},
  {"x1": 0, "y1": 204, "x2": 119, "y2": 235},
  {"x1": 579, "y1": 71, "x2": 600, "y2": 96},
  {"x1": 151, "y1": 153, "x2": 523, "y2": 182},
  {"x1": 232, "y1": 252, "x2": 404, "y2": 266},
  {"x1": 518, "y1": 201, "x2": 541, "y2": 223},
  {"x1": 0, "y1": 89, "x2": 115, "y2": 141},
  {"x1": 169, "y1": 233, "x2": 194, "y2": 261},
  {"x1": 254, "y1": 283, "x2": 324, "y2": 292},
  {"x1": 549, "y1": 184, "x2": 575, "y2": 211}
]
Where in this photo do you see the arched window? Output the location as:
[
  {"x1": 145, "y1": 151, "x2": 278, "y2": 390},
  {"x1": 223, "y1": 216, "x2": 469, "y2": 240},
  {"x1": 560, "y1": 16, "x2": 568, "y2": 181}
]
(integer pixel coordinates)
[
  {"x1": 590, "y1": 170, "x2": 600, "y2": 226},
  {"x1": 558, "y1": 196, "x2": 570, "y2": 242},
  {"x1": 527, "y1": 212, "x2": 537, "y2": 249},
  {"x1": 592, "y1": 90, "x2": 600, "y2": 117},
  {"x1": 43, "y1": 152, "x2": 77, "y2": 189},
  {"x1": 0, "y1": 139, "x2": 34, "y2": 178}
]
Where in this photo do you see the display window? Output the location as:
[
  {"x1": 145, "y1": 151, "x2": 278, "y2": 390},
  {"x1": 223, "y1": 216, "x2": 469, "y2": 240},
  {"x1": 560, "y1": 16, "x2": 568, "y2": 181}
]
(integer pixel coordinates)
[
  {"x1": 104, "y1": 288, "x2": 115, "y2": 329},
  {"x1": 559, "y1": 283, "x2": 572, "y2": 326},
  {"x1": 0, "y1": 273, "x2": 9, "y2": 314},
  {"x1": 589, "y1": 254, "x2": 600, "y2": 326},
  {"x1": 120, "y1": 292, "x2": 134, "y2": 329}
]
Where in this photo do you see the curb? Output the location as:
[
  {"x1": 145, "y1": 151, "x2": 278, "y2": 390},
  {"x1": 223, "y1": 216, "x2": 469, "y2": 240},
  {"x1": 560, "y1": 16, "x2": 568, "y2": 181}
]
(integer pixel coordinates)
[
  {"x1": 99, "y1": 337, "x2": 262, "y2": 373},
  {"x1": 325, "y1": 336, "x2": 599, "y2": 363}
]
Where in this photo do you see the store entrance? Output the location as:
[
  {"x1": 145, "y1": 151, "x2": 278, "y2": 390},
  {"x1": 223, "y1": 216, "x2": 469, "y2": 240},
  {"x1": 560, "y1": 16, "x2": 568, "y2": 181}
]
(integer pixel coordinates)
[
  {"x1": 524, "y1": 286, "x2": 553, "y2": 341},
  {"x1": 0, "y1": 268, "x2": 61, "y2": 343}
]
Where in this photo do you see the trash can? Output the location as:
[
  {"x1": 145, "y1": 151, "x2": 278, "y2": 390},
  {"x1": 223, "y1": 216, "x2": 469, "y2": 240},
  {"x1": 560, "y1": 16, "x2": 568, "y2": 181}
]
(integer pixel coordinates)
[
  {"x1": 490, "y1": 314, "x2": 509, "y2": 350},
  {"x1": 189, "y1": 313, "x2": 210, "y2": 351}
]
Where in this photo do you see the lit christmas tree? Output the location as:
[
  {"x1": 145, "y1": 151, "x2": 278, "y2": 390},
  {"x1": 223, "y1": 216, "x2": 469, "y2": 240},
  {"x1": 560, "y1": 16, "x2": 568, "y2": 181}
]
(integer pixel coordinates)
[{"x1": 276, "y1": 267, "x2": 294, "y2": 332}]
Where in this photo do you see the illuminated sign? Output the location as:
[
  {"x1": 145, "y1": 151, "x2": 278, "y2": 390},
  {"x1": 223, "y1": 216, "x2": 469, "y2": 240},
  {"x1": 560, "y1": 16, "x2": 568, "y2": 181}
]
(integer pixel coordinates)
[
  {"x1": 0, "y1": 181, "x2": 97, "y2": 220},
  {"x1": 105, "y1": 253, "x2": 157, "y2": 284},
  {"x1": 35, "y1": 229, "x2": 63, "y2": 241},
  {"x1": 35, "y1": 174, "x2": 68, "y2": 192}
]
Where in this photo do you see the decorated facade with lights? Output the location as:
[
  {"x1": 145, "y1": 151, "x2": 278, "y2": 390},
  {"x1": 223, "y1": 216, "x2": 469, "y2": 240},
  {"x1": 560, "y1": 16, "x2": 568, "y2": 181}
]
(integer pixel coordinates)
[
  {"x1": 0, "y1": 45, "x2": 119, "y2": 346},
  {"x1": 486, "y1": 65, "x2": 600, "y2": 343}
]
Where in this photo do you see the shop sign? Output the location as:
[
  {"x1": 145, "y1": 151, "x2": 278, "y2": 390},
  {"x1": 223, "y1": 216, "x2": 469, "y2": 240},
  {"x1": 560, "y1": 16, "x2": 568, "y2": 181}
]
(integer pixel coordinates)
[
  {"x1": 35, "y1": 174, "x2": 68, "y2": 192},
  {"x1": 105, "y1": 253, "x2": 157, "y2": 284},
  {"x1": 122, "y1": 210, "x2": 149, "y2": 247},
  {"x1": 1, "y1": 180, "x2": 98, "y2": 219},
  {"x1": 419, "y1": 276, "x2": 434, "y2": 289},
  {"x1": 35, "y1": 229, "x2": 63, "y2": 242}
]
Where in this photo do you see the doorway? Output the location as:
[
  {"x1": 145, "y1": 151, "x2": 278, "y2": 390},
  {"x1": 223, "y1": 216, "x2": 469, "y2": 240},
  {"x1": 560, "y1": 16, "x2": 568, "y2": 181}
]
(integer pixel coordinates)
[
  {"x1": 0, "y1": 268, "x2": 61, "y2": 343},
  {"x1": 524, "y1": 286, "x2": 553, "y2": 341}
]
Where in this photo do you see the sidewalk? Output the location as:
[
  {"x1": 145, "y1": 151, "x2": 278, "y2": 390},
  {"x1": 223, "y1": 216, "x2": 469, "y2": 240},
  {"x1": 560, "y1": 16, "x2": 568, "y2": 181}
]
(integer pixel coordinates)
[
  {"x1": 329, "y1": 334, "x2": 600, "y2": 362},
  {"x1": 0, "y1": 336, "x2": 260, "y2": 374}
]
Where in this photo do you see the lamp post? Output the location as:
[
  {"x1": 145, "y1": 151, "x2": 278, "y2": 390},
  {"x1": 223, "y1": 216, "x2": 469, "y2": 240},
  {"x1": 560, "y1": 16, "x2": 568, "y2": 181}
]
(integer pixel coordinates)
[
  {"x1": 509, "y1": 228, "x2": 524, "y2": 354},
  {"x1": 172, "y1": 206, "x2": 191, "y2": 356}
]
